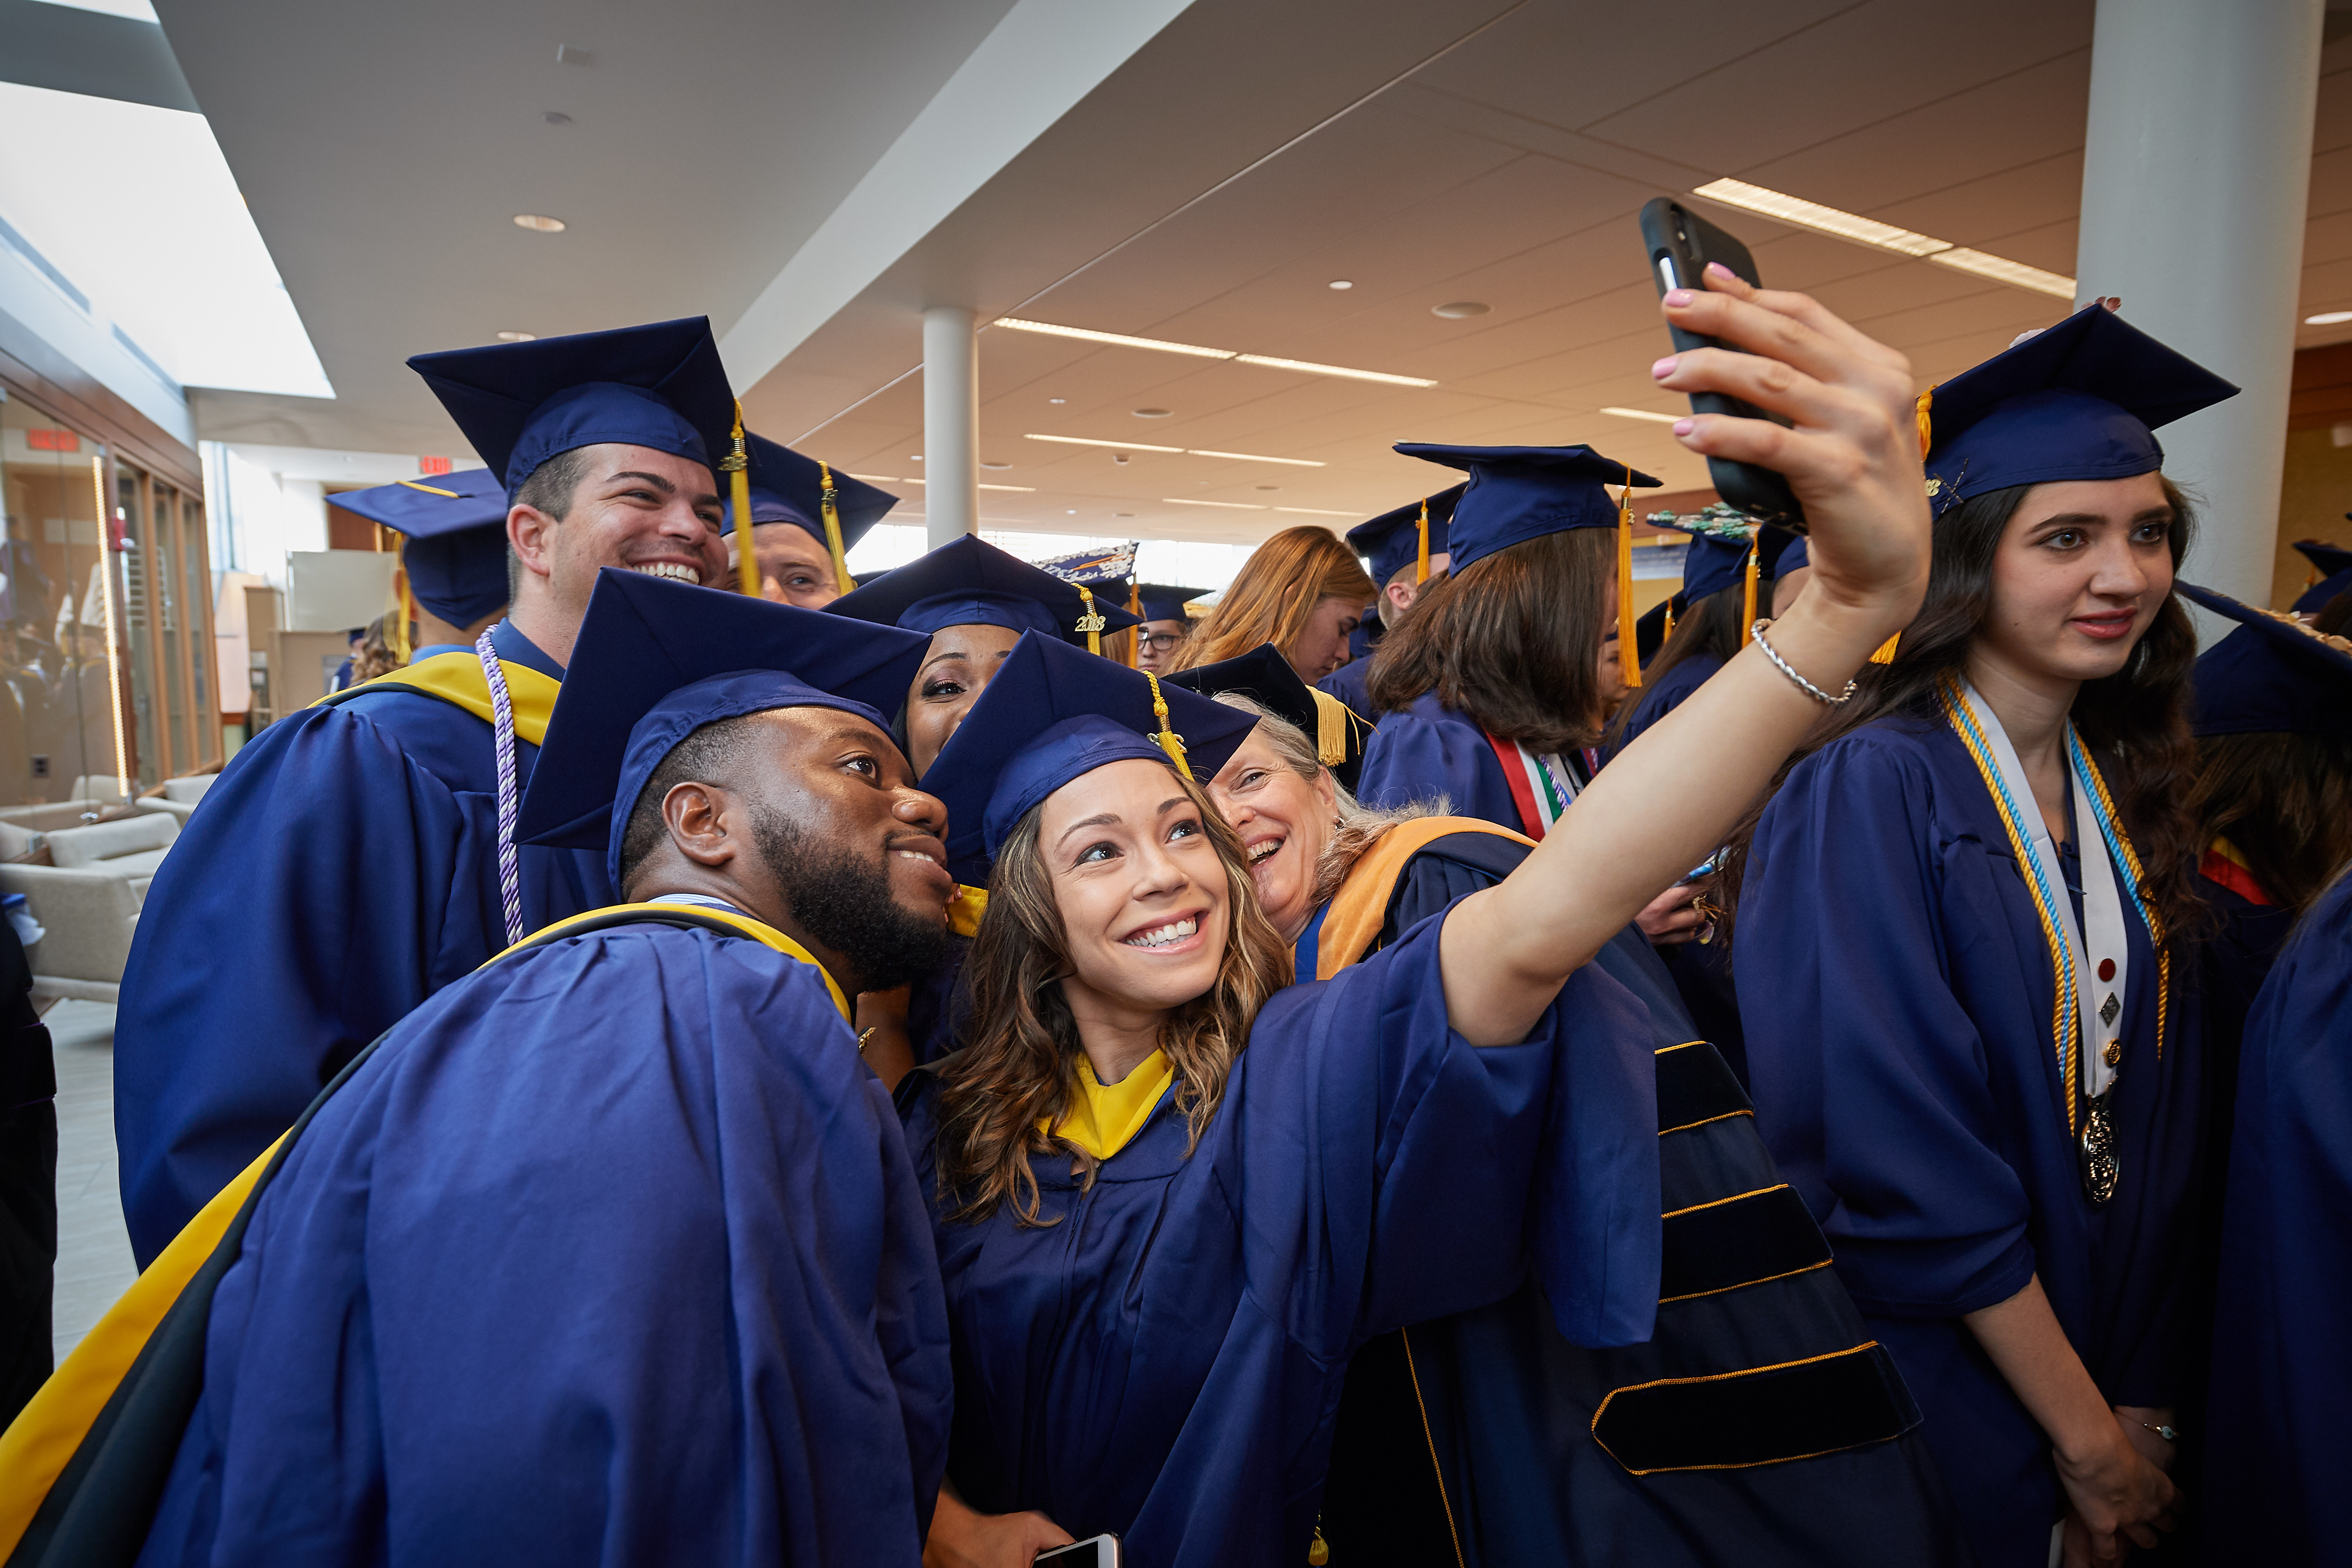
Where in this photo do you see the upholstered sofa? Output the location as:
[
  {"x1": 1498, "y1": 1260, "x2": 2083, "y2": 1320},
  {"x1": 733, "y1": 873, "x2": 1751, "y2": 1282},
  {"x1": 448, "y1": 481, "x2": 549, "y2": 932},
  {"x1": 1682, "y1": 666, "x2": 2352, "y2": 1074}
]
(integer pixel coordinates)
[{"x1": 0, "y1": 809, "x2": 178, "y2": 1004}]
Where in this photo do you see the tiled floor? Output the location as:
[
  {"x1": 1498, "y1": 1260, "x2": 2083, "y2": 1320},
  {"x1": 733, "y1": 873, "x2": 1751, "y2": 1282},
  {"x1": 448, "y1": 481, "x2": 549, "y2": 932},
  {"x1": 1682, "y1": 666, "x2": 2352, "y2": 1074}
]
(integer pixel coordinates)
[{"x1": 48, "y1": 1000, "x2": 136, "y2": 1363}]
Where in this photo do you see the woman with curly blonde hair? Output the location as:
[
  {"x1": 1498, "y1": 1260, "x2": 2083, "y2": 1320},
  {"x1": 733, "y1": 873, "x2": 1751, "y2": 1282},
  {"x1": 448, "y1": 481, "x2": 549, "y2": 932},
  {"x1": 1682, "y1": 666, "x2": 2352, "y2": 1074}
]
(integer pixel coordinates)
[
  {"x1": 902, "y1": 268, "x2": 1933, "y2": 1568},
  {"x1": 1171, "y1": 524, "x2": 1372, "y2": 683}
]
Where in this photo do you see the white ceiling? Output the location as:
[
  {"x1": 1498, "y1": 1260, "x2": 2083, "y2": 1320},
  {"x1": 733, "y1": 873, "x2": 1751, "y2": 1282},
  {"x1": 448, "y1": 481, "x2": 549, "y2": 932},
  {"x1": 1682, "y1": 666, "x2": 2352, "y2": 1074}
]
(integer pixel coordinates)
[{"x1": 158, "y1": 0, "x2": 2352, "y2": 545}]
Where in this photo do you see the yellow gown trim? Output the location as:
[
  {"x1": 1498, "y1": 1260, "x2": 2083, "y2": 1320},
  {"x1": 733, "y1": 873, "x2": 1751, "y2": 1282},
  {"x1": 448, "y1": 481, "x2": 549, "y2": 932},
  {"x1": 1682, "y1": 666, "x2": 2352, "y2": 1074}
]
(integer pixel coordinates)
[
  {"x1": 0, "y1": 903, "x2": 840, "y2": 1557},
  {"x1": 1041, "y1": 1048, "x2": 1175, "y2": 1162},
  {"x1": 947, "y1": 884, "x2": 988, "y2": 939},
  {"x1": 317, "y1": 649, "x2": 561, "y2": 747},
  {"x1": 495, "y1": 902, "x2": 849, "y2": 1021}
]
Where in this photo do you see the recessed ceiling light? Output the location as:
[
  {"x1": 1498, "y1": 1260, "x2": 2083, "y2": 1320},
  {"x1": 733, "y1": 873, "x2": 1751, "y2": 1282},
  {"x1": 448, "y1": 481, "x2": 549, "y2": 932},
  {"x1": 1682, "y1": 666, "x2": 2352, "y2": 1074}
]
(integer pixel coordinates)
[
  {"x1": 909, "y1": 454, "x2": 923, "y2": 462},
  {"x1": 542, "y1": 111, "x2": 572, "y2": 126},
  {"x1": 1601, "y1": 406, "x2": 1684, "y2": 423},
  {"x1": 1255, "y1": 485, "x2": 1279, "y2": 491},
  {"x1": 1133, "y1": 407, "x2": 1173, "y2": 418},
  {"x1": 2306, "y1": 310, "x2": 2352, "y2": 325},
  {"x1": 1066, "y1": 509, "x2": 1078, "y2": 515},
  {"x1": 1048, "y1": 397, "x2": 1067, "y2": 404},
  {"x1": 512, "y1": 213, "x2": 566, "y2": 232},
  {"x1": 1116, "y1": 512, "x2": 1135, "y2": 517},
  {"x1": 994, "y1": 316, "x2": 1435, "y2": 387},
  {"x1": 1690, "y1": 177, "x2": 2074, "y2": 299},
  {"x1": 980, "y1": 460, "x2": 1012, "y2": 470},
  {"x1": 1432, "y1": 301, "x2": 1490, "y2": 318},
  {"x1": 1328, "y1": 280, "x2": 1353, "y2": 290},
  {"x1": 495, "y1": 330, "x2": 536, "y2": 342}
]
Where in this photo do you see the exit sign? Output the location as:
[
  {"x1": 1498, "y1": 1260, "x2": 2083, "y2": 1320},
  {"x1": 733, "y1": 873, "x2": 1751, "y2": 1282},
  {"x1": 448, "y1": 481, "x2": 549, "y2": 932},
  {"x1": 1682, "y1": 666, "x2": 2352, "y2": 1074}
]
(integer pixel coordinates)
[
  {"x1": 26, "y1": 429, "x2": 78, "y2": 452},
  {"x1": 418, "y1": 455, "x2": 452, "y2": 476}
]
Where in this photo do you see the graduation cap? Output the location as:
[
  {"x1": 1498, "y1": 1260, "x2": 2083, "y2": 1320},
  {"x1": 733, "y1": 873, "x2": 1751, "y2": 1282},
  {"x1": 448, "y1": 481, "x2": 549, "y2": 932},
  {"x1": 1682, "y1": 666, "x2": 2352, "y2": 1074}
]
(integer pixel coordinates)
[
  {"x1": 2178, "y1": 581, "x2": 2352, "y2": 740},
  {"x1": 1165, "y1": 641, "x2": 1373, "y2": 795},
  {"x1": 827, "y1": 535, "x2": 1142, "y2": 656},
  {"x1": 1918, "y1": 305, "x2": 2238, "y2": 518},
  {"x1": 327, "y1": 469, "x2": 511, "y2": 629},
  {"x1": 2293, "y1": 538, "x2": 2352, "y2": 614},
  {"x1": 1347, "y1": 483, "x2": 1467, "y2": 591},
  {"x1": 1397, "y1": 441, "x2": 1662, "y2": 686},
  {"x1": 1642, "y1": 506, "x2": 1799, "y2": 649},
  {"x1": 1135, "y1": 584, "x2": 1210, "y2": 624},
  {"x1": 408, "y1": 317, "x2": 738, "y2": 493},
  {"x1": 922, "y1": 632, "x2": 1259, "y2": 882},
  {"x1": 723, "y1": 433, "x2": 898, "y2": 595},
  {"x1": 516, "y1": 567, "x2": 930, "y2": 887}
]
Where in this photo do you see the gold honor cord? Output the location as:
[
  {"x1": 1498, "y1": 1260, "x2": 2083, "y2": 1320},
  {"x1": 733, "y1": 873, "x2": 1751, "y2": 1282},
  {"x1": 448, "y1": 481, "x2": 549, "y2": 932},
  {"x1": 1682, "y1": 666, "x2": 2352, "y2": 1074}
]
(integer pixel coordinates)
[
  {"x1": 817, "y1": 459, "x2": 853, "y2": 596},
  {"x1": 1075, "y1": 585, "x2": 1107, "y2": 657},
  {"x1": 1617, "y1": 465, "x2": 1641, "y2": 689},
  {"x1": 725, "y1": 402, "x2": 757, "y2": 596},
  {"x1": 1142, "y1": 670, "x2": 1190, "y2": 776},
  {"x1": 1416, "y1": 496, "x2": 1431, "y2": 584}
]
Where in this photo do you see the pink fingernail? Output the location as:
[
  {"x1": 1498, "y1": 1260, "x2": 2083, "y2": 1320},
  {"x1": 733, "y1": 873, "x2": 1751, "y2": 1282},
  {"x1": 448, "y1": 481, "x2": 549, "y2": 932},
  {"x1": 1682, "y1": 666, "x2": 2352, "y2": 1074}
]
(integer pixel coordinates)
[
  {"x1": 1663, "y1": 289, "x2": 1694, "y2": 307},
  {"x1": 1672, "y1": 417, "x2": 1695, "y2": 436},
  {"x1": 1706, "y1": 261, "x2": 1737, "y2": 280},
  {"x1": 1651, "y1": 356, "x2": 1677, "y2": 378}
]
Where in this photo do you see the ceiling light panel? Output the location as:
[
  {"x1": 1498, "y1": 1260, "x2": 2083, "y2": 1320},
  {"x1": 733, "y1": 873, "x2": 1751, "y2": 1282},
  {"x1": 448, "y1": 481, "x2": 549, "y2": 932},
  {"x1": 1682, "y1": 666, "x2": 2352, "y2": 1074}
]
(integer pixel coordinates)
[
  {"x1": 1162, "y1": 497, "x2": 1267, "y2": 509},
  {"x1": 996, "y1": 317, "x2": 1435, "y2": 387},
  {"x1": 1601, "y1": 406, "x2": 1683, "y2": 423},
  {"x1": 1184, "y1": 449, "x2": 1325, "y2": 466},
  {"x1": 1690, "y1": 177, "x2": 2075, "y2": 300},
  {"x1": 1025, "y1": 433, "x2": 1185, "y2": 454}
]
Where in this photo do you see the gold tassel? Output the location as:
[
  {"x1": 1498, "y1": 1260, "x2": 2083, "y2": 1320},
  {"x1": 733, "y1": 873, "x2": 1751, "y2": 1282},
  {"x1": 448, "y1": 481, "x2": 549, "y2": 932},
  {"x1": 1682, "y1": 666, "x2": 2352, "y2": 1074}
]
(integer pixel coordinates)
[
  {"x1": 1075, "y1": 585, "x2": 1106, "y2": 656},
  {"x1": 1143, "y1": 670, "x2": 1190, "y2": 776},
  {"x1": 1740, "y1": 535, "x2": 1759, "y2": 647},
  {"x1": 1617, "y1": 466, "x2": 1640, "y2": 689},
  {"x1": 1870, "y1": 632, "x2": 1901, "y2": 664},
  {"x1": 1123, "y1": 580, "x2": 1143, "y2": 667},
  {"x1": 395, "y1": 479, "x2": 460, "y2": 499},
  {"x1": 1914, "y1": 386, "x2": 1934, "y2": 459},
  {"x1": 817, "y1": 460, "x2": 852, "y2": 595},
  {"x1": 1309, "y1": 1524, "x2": 1329, "y2": 1565},
  {"x1": 1662, "y1": 599, "x2": 1676, "y2": 641},
  {"x1": 392, "y1": 551, "x2": 414, "y2": 666},
  {"x1": 724, "y1": 401, "x2": 757, "y2": 595},
  {"x1": 1308, "y1": 688, "x2": 1349, "y2": 767},
  {"x1": 1415, "y1": 497, "x2": 1431, "y2": 585}
]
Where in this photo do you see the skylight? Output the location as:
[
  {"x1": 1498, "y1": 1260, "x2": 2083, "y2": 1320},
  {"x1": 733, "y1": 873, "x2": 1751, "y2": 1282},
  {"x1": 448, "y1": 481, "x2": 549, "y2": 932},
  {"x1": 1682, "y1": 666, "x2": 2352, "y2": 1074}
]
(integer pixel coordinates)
[{"x1": 0, "y1": 82, "x2": 333, "y2": 398}]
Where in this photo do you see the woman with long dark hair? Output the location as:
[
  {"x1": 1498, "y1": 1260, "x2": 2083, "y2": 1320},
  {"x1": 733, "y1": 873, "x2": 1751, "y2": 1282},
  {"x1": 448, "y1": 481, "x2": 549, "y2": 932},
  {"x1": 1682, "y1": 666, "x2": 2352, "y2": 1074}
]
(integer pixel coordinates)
[
  {"x1": 901, "y1": 270, "x2": 1936, "y2": 1567},
  {"x1": 1723, "y1": 305, "x2": 2225, "y2": 1567}
]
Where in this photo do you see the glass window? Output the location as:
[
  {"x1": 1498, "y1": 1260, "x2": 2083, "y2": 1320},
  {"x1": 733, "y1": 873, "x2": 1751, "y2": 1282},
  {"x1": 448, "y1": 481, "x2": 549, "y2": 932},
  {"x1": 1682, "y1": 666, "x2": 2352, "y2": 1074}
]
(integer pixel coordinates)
[{"x1": 0, "y1": 397, "x2": 124, "y2": 806}]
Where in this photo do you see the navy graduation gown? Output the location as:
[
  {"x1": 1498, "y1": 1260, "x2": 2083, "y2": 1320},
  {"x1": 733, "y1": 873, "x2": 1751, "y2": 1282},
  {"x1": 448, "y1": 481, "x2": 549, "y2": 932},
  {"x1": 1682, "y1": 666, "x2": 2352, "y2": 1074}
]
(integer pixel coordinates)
[
  {"x1": 115, "y1": 621, "x2": 612, "y2": 1265},
  {"x1": 132, "y1": 917, "x2": 951, "y2": 1568},
  {"x1": 1354, "y1": 690, "x2": 1517, "y2": 821},
  {"x1": 1735, "y1": 714, "x2": 2202, "y2": 1567},
  {"x1": 1610, "y1": 651, "x2": 1723, "y2": 757},
  {"x1": 900, "y1": 913, "x2": 1662, "y2": 1568},
  {"x1": 2204, "y1": 870, "x2": 2352, "y2": 1565},
  {"x1": 1318, "y1": 832, "x2": 1961, "y2": 1568},
  {"x1": 1314, "y1": 654, "x2": 1375, "y2": 721}
]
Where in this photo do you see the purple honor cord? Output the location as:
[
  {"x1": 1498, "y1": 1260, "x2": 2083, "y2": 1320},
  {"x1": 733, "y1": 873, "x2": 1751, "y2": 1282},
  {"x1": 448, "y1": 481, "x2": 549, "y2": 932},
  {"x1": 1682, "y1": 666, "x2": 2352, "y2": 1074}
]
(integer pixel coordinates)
[{"x1": 475, "y1": 626, "x2": 525, "y2": 949}]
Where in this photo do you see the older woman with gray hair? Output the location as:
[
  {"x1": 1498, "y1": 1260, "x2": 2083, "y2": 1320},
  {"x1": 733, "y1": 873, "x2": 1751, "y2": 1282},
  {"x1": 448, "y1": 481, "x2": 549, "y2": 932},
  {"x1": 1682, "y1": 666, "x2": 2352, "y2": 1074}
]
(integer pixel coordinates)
[{"x1": 1179, "y1": 642, "x2": 1963, "y2": 1568}]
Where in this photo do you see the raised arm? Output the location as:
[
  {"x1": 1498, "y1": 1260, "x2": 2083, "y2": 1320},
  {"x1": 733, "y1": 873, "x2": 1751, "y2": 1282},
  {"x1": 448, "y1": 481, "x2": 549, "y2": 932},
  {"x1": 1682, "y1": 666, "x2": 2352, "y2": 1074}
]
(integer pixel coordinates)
[{"x1": 1441, "y1": 267, "x2": 1930, "y2": 1045}]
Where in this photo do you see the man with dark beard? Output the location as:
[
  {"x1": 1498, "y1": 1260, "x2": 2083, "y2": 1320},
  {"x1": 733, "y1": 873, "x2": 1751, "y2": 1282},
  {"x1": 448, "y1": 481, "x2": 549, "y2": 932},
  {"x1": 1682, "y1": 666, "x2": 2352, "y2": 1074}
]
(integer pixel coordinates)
[{"x1": 12, "y1": 571, "x2": 957, "y2": 1568}]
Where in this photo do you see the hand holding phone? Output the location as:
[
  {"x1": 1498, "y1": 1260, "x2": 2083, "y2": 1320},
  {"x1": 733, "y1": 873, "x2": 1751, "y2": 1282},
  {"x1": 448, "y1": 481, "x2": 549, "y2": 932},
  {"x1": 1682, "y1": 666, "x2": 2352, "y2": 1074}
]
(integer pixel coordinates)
[
  {"x1": 1034, "y1": 1534, "x2": 1122, "y2": 1567},
  {"x1": 1636, "y1": 198, "x2": 1807, "y2": 531}
]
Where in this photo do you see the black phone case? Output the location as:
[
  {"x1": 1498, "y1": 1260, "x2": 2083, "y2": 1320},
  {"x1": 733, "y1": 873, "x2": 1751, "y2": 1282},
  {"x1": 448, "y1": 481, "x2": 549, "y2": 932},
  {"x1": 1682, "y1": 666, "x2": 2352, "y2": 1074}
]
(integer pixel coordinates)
[{"x1": 1636, "y1": 197, "x2": 1807, "y2": 531}]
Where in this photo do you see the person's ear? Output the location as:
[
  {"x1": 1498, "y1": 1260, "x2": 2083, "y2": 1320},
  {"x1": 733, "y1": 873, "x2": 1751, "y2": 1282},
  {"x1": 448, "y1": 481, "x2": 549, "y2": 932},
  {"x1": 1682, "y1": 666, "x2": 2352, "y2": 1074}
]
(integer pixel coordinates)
[
  {"x1": 1384, "y1": 579, "x2": 1415, "y2": 616},
  {"x1": 508, "y1": 502, "x2": 558, "y2": 583},
  {"x1": 663, "y1": 781, "x2": 738, "y2": 868},
  {"x1": 1312, "y1": 767, "x2": 1339, "y2": 816}
]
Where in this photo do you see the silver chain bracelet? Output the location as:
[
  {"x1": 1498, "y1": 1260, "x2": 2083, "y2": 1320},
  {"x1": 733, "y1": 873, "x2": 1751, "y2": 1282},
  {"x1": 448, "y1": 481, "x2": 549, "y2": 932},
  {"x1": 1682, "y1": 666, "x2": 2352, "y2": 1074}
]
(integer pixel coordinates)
[{"x1": 1750, "y1": 620, "x2": 1859, "y2": 706}]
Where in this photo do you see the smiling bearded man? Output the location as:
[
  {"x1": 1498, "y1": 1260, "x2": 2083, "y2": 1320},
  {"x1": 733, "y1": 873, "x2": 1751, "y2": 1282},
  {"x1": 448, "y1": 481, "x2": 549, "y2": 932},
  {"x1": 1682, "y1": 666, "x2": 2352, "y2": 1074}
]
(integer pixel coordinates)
[{"x1": 63, "y1": 572, "x2": 959, "y2": 1568}]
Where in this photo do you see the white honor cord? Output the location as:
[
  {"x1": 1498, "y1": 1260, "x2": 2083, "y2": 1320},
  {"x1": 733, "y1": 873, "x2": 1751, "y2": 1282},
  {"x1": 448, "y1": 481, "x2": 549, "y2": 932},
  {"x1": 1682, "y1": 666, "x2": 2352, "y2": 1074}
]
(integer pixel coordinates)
[{"x1": 1961, "y1": 682, "x2": 2129, "y2": 1096}]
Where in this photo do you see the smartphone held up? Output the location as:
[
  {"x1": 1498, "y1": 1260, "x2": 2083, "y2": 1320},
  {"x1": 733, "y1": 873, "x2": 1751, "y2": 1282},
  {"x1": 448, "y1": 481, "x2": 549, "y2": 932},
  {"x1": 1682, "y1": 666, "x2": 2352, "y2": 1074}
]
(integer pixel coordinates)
[{"x1": 1636, "y1": 197, "x2": 1808, "y2": 533}]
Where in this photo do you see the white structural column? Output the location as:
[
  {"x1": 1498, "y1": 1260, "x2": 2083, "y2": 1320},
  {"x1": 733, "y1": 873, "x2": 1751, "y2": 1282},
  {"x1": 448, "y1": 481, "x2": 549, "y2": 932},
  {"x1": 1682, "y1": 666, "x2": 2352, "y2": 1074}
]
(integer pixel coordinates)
[
  {"x1": 2074, "y1": 0, "x2": 2325, "y2": 610},
  {"x1": 923, "y1": 305, "x2": 980, "y2": 548}
]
